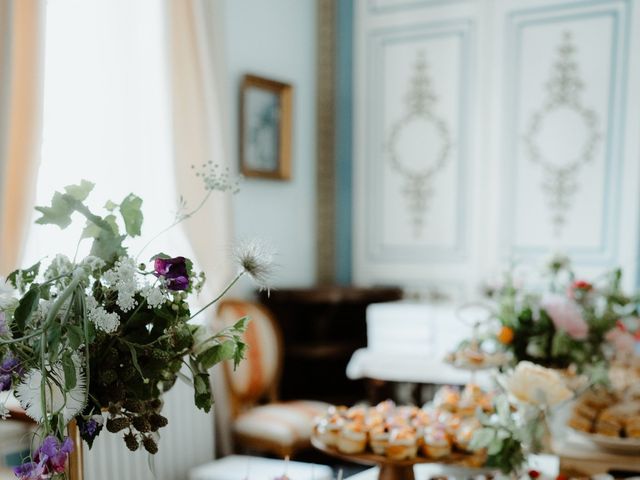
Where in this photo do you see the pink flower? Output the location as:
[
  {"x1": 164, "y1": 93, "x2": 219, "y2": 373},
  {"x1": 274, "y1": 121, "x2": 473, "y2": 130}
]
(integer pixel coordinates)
[
  {"x1": 605, "y1": 328, "x2": 636, "y2": 354},
  {"x1": 541, "y1": 294, "x2": 589, "y2": 340}
]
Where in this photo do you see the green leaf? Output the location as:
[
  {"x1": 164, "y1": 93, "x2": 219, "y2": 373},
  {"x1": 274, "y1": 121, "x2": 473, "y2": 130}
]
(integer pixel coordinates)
[
  {"x1": 125, "y1": 343, "x2": 148, "y2": 383},
  {"x1": 64, "y1": 180, "x2": 95, "y2": 202},
  {"x1": 47, "y1": 323, "x2": 62, "y2": 363},
  {"x1": 196, "y1": 340, "x2": 236, "y2": 370},
  {"x1": 193, "y1": 372, "x2": 212, "y2": 412},
  {"x1": 470, "y1": 428, "x2": 495, "y2": 450},
  {"x1": 90, "y1": 228, "x2": 126, "y2": 264},
  {"x1": 35, "y1": 192, "x2": 75, "y2": 229},
  {"x1": 233, "y1": 341, "x2": 247, "y2": 369},
  {"x1": 66, "y1": 325, "x2": 84, "y2": 350},
  {"x1": 13, "y1": 286, "x2": 41, "y2": 335},
  {"x1": 62, "y1": 353, "x2": 77, "y2": 390},
  {"x1": 120, "y1": 194, "x2": 143, "y2": 237},
  {"x1": 82, "y1": 214, "x2": 119, "y2": 239},
  {"x1": 233, "y1": 316, "x2": 250, "y2": 333},
  {"x1": 7, "y1": 262, "x2": 41, "y2": 290}
]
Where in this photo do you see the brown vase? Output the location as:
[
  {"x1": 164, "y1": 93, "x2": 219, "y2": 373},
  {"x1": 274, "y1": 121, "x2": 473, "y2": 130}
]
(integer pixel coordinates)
[{"x1": 67, "y1": 420, "x2": 84, "y2": 480}]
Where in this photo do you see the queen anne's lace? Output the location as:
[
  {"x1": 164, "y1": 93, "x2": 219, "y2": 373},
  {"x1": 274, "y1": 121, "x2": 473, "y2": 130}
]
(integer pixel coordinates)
[
  {"x1": 103, "y1": 257, "x2": 138, "y2": 312},
  {"x1": 85, "y1": 296, "x2": 120, "y2": 334},
  {"x1": 141, "y1": 285, "x2": 165, "y2": 309}
]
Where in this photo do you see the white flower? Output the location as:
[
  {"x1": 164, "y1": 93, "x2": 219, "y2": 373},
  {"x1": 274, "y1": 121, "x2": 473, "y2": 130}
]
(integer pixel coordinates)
[
  {"x1": 103, "y1": 256, "x2": 138, "y2": 312},
  {"x1": 505, "y1": 361, "x2": 572, "y2": 407},
  {"x1": 233, "y1": 239, "x2": 275, "y2": 291},
  {"x1": 141, "y1": 285, "x2": 166, "y2": 309},
  {"x1": 44, "y1": 254, "x2": 74, "y2": 281},
  {"x1": 0, "y1": 277, "x2": 18, "y2": 311},
  {"x1": 80, "y1": 256, "x2": 105, "y2": 275},
  {"x1": 16, "y1": 360, "x2": 86, "y2": 423},
  {"x1": 85, "y1": 295, "x2": 120, "y2": 333}
]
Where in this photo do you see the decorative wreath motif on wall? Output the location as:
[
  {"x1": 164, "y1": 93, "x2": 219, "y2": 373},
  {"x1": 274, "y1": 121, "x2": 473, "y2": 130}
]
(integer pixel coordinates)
[
  {"x1": 523, "y1": 31, "x2": 601, "y2": 237},
  {"x1": 387, "y1": 51, "x2": 452, "y2": 238}
]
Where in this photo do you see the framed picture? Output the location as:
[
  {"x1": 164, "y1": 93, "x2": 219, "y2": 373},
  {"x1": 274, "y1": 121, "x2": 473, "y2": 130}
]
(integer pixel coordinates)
[{"x1": 240, "y1": 74, "x2": 293, "y2": 180}]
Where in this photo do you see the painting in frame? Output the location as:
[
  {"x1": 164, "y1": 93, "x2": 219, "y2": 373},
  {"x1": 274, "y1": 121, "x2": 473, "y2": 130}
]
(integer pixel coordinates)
[{"x1": 240, "y1": 74, "x2": 292, "y2": 180}]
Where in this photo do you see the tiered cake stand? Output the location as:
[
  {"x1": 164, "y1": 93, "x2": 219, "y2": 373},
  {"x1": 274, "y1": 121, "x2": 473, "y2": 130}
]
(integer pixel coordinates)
[{"x1": 311, "y1": 436, "x2": 487, "y2": 480}]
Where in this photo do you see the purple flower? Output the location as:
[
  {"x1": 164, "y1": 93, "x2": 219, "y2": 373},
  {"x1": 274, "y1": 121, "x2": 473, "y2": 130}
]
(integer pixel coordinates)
[
  {"x1": 13, "y1": 460, "x2": 45, "y2": 480},
  {"x1": 33, "y1": 435, "x2": 74, "y2": 474},
  {"x1": 78, "y1": 414, "x2": 104, "y2": 447},
  {"x1": 0, "y1": 354, "x2": 23, "y2": 392},
  {"x1": 154, "y1": 256, "x2": 190, "y2": 291}
]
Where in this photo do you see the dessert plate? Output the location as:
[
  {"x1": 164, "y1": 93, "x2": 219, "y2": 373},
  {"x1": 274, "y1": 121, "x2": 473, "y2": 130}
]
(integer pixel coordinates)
[{"x1": 569, "y1": 428, "x2": 640, "y2": 454}]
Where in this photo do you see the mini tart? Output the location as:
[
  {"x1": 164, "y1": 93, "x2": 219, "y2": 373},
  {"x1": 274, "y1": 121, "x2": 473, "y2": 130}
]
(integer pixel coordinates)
[
  {"x1": 625, "y1": 416, "x2": 640, "y2": 438},
  {"x1": 386, "y1": 428, "x2": 418, "y2": 461},
  {"x1": 455, "y1": 419, "x2": 480, "y2": 452},
  {"x1": 567, "y1": 413, "x2": 592, "y2": 433},
  {"x1": 375, "y1": 399, "x2": 396, "y2": 415},
  {"x1": 422, "y1": 426, "x2": 451, "y2": 459},
  {"x1": 337, "y1": 422, "x2": 367, "y2": 454},
  {"x1": 315, "y1": 414, "x2": 344, "y2": 447},
  {"x1": 433, "y1": 386, "x2": 460, "y2": 412},
  {"x1": 369, "y1": 424, "x2": 390, "y2": 455}
]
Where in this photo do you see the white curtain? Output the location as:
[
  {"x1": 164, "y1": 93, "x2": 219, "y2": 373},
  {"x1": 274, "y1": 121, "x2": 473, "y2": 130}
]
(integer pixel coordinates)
[
  {"x1": 0, "y1": 0, "x2": 46, "y2": 275},
  {"x1": 165, "y1": 0, "x2": 236, "y2": 457},
  {"x1": 20, "y1": 0, "x2": 235, "y2": 476}
]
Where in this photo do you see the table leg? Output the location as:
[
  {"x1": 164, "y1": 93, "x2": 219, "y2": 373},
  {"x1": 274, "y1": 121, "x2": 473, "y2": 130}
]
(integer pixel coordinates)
[{"x1": 378, "y1": 464, "x2": 415, "y2": 480}]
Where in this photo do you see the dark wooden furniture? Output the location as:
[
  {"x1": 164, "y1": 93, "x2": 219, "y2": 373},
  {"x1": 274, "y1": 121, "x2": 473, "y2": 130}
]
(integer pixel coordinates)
[{"x1": 258, "y1": 286, "x2": 403, "y2": 404}]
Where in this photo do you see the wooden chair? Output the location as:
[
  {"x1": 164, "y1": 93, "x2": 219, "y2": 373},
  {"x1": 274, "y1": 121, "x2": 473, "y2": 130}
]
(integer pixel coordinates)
[{"x1": 216, "y1": 299, "x2": 330, "y2": 458}]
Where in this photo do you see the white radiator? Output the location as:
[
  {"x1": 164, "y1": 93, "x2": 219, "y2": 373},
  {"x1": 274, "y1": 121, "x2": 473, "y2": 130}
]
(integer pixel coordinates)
[{"x1": 84, "y1": 379, "x2": 215, "y2": 480}]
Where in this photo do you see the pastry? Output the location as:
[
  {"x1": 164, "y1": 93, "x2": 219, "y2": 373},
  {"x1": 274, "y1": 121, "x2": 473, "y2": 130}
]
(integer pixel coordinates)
[
  {"x1": 337, "y1": 421, "x2": 367, "y2": 454},
  {"x1": 369, "y1": 424, "x2": 390, "y2": 455},
  {"x1": 455, "y1": 419, "x2": 480, "y2": 452},
  {"x1": 375, "y1": 399, "x2": 396, "y2": 415},
  {"x1": 315, "y1": 414, "x2": 344, "y2": 447},
  {"x1": 567, "y1": 413, "x2": 592, "y2": 433},
  {"x1": 346, "y1": 405, "x2": 367, "y2": 423},
  {"x1": 386, "y1": 427, "x2": 418, "y2": 460},
  {"x1": 422, "y1": 425, "x2": 451, "y2": 459},
  {"x1": 433, "y1": 386, "x2": 460, "y2": 412},
  {"x1": 595, "y1": 410, "x2": 624, "y2": 437},
  {"x1": 625, "y1": 415, "x2": 640, "y2": 438}
]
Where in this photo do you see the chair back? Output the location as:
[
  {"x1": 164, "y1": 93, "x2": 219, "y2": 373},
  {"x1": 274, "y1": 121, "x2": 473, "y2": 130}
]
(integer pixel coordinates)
[{"x1": 216, "y1": 299, "x2": 283, "y2": 414}]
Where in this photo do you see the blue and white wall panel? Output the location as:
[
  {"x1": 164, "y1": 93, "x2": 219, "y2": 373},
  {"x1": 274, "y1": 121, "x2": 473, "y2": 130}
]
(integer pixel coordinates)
[
  {"x1": 353, "y1": 0, "x2": 640, "y2": 295},
  {"x1": 353, "y1": 0, "x2": 488, "y2": 298}
]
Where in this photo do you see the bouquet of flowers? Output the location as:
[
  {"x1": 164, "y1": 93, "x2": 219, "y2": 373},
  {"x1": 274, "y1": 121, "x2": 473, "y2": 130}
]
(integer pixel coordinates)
[
  {"x1": 0, "y1": 177, "x2": 270, "y2": 479},
  {"x1": 487, "y1": 255, "x2": 638, "y2": 374},
  {"x1": 471, "y1": 361, "x2": 573, "y2": 475}
]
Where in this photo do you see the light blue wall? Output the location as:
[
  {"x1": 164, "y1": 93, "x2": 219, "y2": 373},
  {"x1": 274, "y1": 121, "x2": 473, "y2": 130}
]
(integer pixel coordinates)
[{"x1": 223, "y1": 0, "x2": 318, "y2": 292}]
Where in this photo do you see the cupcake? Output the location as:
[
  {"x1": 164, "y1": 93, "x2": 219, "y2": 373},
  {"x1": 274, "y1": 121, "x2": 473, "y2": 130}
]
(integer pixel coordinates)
[
  {"x1": 422, "y1": 425, "x2": 451, "y2": 459},
  {"x1": 375, "y1": 399, "x2": 396, "y2": 415},
  {"x1": 455, "y1": 419, "x2": 480, "y2": 452},
  {"x1": 433, "y1": 386, "x2": 460, "y2": 412},
  {"x1": 316, "y1": 414, "x2": 344, "y2": 447},
  {"x1": 346, "y1": 405, "x2": 367, "y2": 423},
  {"x1": 337, "y1": 421, "x2": 367, "y2": 454},
  {"x1": 369, "y1": 424, "x2": 391, "y2": 455},
  {"x1": 458, "y1": 384, "x2": 490, "y2": 416},
  {"x1": 365, "y1": 409, "x2": 385, "y2": 430},
  {"x1": 386, "y1": 427, "x2": 418, "y2": 460},
  {"x1": 438, "y1": 410, "x2": 462, "y2": 438}
]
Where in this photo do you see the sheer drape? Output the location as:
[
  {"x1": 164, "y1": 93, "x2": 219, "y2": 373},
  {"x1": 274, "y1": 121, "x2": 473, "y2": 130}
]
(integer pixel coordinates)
[
  {"x1": 165, "y1": 0, "x2": 235, "y2": 456},
  {"x1": 0, "y1": 0, "x2": 46, "y2": 275}
]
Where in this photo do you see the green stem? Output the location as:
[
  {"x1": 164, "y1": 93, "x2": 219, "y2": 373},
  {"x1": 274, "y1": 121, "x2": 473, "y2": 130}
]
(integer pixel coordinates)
[
  {"x1": 189, "y1": 271, "x2": 244, "y2": 320},
  {"x1": 135, "y1": 190, "x2": 213, "y2": 260},
  {"x1": 40, "y1": 331, "x2": 49, "y2": 435},
  {"x1": 0, "y1": 330, "x2": 44, "y2": 345}
]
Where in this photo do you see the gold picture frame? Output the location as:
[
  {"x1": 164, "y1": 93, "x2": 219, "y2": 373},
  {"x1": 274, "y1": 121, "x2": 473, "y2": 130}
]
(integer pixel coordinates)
[{"x1": 240, "y1": 74, "x2": 293, "y2": 180}]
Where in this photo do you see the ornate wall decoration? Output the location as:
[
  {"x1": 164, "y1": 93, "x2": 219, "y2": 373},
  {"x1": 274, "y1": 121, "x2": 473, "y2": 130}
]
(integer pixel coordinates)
[
  {"x1": 387, "y1": 51, "x2": 452, "y2": 238},
  {"x1": 523, "y1": 31, "x2": 601, "y2": 238}
]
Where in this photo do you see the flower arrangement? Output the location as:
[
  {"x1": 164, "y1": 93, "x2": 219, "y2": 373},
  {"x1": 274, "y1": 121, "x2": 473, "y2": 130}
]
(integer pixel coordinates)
[
  {"x1": 0, "y1": 177, "x2": 271, "y2": 479},
  {"x1": 486, "y1": 255, "x2": 638, "y2": 374},
  {"x1": 471, "y1": 362, "x2": 573, "y2": 475}
]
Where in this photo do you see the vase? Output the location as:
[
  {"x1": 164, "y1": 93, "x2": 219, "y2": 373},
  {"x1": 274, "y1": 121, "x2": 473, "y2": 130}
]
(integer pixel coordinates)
[{"x1": 67, "y1": 420, "x2": 84, "y2": 480}]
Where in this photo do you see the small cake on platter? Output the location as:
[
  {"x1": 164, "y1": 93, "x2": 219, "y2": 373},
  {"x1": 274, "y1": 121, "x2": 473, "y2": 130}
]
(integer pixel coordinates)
[
  {"x1": 386, "y1": 427, "x2": 418, "y2": 461},
  {"x1": 421, "y1": 425, "x2": 451, "y2": 459},
  {"x1": 315, "y1": 414, "x2": 344, "y2": 447},
  {"x1": 337, "y1": 421, "x2": 367, "y2": 454},
  {"x1": 625, "y1": 415, "x2": 640, "y2": 438},
  {"x1": 433, "y1": 386, "x2": 460, "y2": 412},
  {"x1": 369, "y1": 424, "x2": 391, "y2": 455},
  {"x1": 375, "y1": 399, "x2": 396, "y2": 415},
  {"x1": 595, "y1": 410, "x2": 624, "y2": 437},
  {"x1": 567, "y1": 413, "x2": 592, "y2": 433},
  {"x1": 454, "y1": 419, "x2": 480, "y2": 452}
]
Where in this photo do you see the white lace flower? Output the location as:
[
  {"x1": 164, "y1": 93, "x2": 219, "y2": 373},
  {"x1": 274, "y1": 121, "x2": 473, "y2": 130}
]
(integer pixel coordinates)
[
  {"x1": 85, "y1": 295, "x2": 120, "y2": 333},
  {"x1": 16, "y1": 360, "x2": 87, "y2": 423},
  {"x1": 44, "y1": 254, "x2": 74, "y2": 281},
  {"x1": 141, "y1": 285, "x2": 166, "y2": 309},
  {"x1": 103, "y1": 256, "x2": 138, "y2": 312},
  {"x1": 233, "y1": 239, "x2": 275, "y2": 291},
  {"x1": 80, "y1": 256, "x2": 105, "y2": 276},
  {"x1": 505, "y1": 361, "x2": 572, "y2": 407}
]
